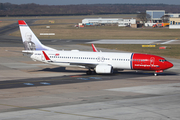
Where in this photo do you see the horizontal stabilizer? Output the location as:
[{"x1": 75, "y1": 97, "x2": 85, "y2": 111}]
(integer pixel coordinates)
[{"x1": 22, "y1": 50, "x2": 34, "y2": 54}]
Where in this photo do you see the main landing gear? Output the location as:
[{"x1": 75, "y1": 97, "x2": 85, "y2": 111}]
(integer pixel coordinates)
[{"x1": 86, "y1": 69, "x2": 96, "y2": 75}]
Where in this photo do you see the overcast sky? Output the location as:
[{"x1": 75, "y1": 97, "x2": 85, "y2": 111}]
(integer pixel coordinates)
[{"x1": 1, "y1": 0, "x2": 180, "y2": 5}]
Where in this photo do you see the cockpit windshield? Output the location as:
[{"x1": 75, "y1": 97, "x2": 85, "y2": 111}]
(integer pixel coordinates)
[{"x1": 159, "y1": 59, "x2": 167, "y2": 62}]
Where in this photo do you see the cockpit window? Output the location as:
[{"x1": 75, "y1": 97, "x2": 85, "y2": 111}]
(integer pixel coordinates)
[{"x1": 159, "y1": 59, "x2": 167, "y2": 62}]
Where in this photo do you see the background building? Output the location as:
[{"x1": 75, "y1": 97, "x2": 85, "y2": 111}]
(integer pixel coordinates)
[
  {"x1": 145, "y1": 10, "x2": 165, "y2": 27},
  {"x1": 118, "y1": 19, "x2": 136, "y2": 27},
  {"x1": 146, "y1": 10, "x2": 165, "y2": 22},
  {"x1": 169, "y1": 18, "x2": 180, "y2": 29},
  {"x1": 165, "y1": 13, "x2": 180, "y2": 18},
  {"x1": 82, "y1": 18, "x2": 136, "y2": 27},
  {"x1": 82, "y1": 18, "x2": 122, "y2": 24}
]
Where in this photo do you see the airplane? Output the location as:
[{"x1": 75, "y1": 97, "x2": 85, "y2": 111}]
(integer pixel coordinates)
[{"x1": 18, "y1": 20, "x2": 173, "y2": 76}]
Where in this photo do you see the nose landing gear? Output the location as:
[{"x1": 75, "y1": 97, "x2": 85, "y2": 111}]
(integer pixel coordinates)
[
  {"x1": 154, "y1": 70, "x2": 163, "y2": 76},
  {"x1": 154, "y1": 73, "x2": 158, "y2": 76}
]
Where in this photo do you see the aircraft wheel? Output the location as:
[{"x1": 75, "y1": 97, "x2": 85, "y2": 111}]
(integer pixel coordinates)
[
  {"x1": 154, "y1": 73, "x2": 158, "y2": 76},
  {"x1": 86, "y1": 70, "x2": 92, "y2": 75}
]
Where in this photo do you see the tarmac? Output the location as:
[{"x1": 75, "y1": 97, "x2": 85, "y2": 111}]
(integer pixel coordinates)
[{"x1": 0, "y1": 19, "x2": 180, "y2": 120}]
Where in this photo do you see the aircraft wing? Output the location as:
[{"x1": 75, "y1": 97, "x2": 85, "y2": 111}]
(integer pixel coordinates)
[
  {"x1": 51, "y1": 61, "x2": 98, "y2": 68},
  {"x1": 70, "y1": 62, "x2": 98, "y2": 68}
]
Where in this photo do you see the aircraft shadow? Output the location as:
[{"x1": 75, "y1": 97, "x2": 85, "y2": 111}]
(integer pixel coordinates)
[
  {"x1": 36, "y1": 67, "x2": 86, "y2": 73},
  {"x1": 33, "y1": 67, "x2": 177, "y2": 76}
]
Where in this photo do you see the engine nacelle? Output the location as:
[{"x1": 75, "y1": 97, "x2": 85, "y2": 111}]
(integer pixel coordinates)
[{"x1": 95, "y1": 65, "x2": 113, "y2": 74}]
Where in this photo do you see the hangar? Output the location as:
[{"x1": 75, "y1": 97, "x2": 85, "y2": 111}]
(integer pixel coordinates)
[
  {"x1": 82, "y1": 18, "x2": 136, "y2": 27},
  {"x1": 82, "y1": 18, "x2": 122, "y2": 24}
]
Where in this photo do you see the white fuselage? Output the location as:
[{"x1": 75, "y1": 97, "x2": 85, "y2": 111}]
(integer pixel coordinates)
[{"x1": 31, "y1": 50, "x2": 133, "y2": 70}]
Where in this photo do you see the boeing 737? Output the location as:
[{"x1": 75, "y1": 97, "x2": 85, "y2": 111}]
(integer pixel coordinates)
[{"x1": 18, "y1": 20, "x2": 173, "y2": 76}]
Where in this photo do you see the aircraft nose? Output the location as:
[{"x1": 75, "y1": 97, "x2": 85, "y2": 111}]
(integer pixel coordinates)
[{"x1": 166, "y1": 61, "x2": 173, "y2": 69}]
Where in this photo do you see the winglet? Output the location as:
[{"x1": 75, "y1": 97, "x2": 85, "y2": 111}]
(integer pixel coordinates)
[
  {"x1": 42, "y1": 51, "x2": 51, "y2": 61},
  {"x1": 18, "y1": 20, "x2": 27, "y2": 25},
  {"x1": 91, "y1": 44, "x2": 98, "y2": 52}
]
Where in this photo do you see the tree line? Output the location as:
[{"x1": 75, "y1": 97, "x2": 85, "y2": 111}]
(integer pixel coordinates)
[{"x1": 0, "y1": 3, "x2": 180, "y2": 16}]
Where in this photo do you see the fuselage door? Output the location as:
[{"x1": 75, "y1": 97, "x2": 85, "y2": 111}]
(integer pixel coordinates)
[
  {"x1": 97, "y1": 56, "x2": 104, "y2": 62},
  {"x1": 150, "y1": 57, "x2": 155, "y2": 66}
]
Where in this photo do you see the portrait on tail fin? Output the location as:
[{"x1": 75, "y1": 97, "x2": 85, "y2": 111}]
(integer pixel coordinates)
[
  {"x1": 19, "y1": 20, "x2": 56, "y2": 51},
  {"x1": 23, "y1": 32, "x2": 36, "y2": 50}
]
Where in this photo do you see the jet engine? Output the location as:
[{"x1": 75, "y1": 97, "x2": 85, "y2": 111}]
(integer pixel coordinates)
[{"x1": 95, "y1": 65, "x2": 113, "y2": 74}]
